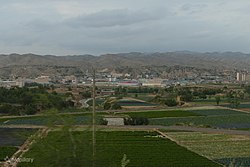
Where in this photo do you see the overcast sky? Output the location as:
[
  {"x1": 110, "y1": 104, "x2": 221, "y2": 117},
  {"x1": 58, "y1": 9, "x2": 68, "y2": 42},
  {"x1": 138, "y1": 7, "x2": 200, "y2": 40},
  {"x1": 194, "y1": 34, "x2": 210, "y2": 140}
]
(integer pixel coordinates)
[{"x1": 0, "y1": 0, "x2": 250, "y2": 55}]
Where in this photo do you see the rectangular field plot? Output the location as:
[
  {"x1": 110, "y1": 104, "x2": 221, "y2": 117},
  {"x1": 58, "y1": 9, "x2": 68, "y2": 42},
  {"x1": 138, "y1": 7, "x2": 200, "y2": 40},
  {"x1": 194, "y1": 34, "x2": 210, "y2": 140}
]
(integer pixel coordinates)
[
  {"x1": 0, "y1": 114, "x2": 104, "y2": 126},
  {"x1": 0, "y1": 128, "x2": 36, "y2": 161},
  {"x1": 150, "y1": 114, "x2": 250, "y2": 129},
  {"x1": 118, "y1": 99, "x2": 157, "y2": 107},
  {"x1": 188, "y1": 109, "x2": 244, "y2": 116},
  {"x1": 118, "y1": 110, "x2": 201, "y2": 118},
  {"x1": 0, "y1": 146, "x2": 17, "y2": 161},
  {"x1": 165, "y1": 132, "x2": 250, "y2": 167},
  {"x1": 19, "y1": 131, "x2": 220, "y2": 167}
]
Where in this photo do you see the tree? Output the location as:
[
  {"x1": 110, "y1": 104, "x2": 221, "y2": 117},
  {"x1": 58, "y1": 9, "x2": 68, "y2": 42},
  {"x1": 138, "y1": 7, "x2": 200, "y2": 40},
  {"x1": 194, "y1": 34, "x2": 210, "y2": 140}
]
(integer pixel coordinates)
[
  {"x1": 111, "y1": 102, "x2": 122, "y2": 110},
  {"x1": 215, "y1": 96, "x2": 221, "y2": 105},
  {"x1": 165, "y1": 99, "x2": 178, "y2": 107}
]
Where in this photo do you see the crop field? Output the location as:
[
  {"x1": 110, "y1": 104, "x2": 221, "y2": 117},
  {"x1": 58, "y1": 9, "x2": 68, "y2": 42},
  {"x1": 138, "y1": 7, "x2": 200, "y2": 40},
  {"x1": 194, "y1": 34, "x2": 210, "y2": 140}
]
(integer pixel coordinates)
[
  {"x1": 117, "y1": 110, "x2": 201, "y2": 118},
  {"x1": 126, "y1": 93, "x2": 155, "y2": 102},
  {"x1": 19, "y1": 131, "x2": 220, "y2": 167},
  {"x1": 150, "y1": 114, "x2": 250, "y2": 129},
  {"x1": 0, "y1": 146, "x2": 17, "y2": 161},
  {"x1": 0, "y1": 113, "x2": 107, "y2": 126},
  {"x1": 192, "y1": 99, "x2": 228, "y2": 105},
  {"x1": 165, "y1": 132, "x2": 250, "y2": 167},
  {"x1": 0, "y1": 128, "x2": 36, "y2": 161},
  {"x1": 118, "y1": 99, "x2": 157, "y2": 107},
  {"x1": 222, "y1": 103, "x2": 250, "y2": 110},
  {"x1": 188, "y1": 109, "x2": 243, "y2": 116}
]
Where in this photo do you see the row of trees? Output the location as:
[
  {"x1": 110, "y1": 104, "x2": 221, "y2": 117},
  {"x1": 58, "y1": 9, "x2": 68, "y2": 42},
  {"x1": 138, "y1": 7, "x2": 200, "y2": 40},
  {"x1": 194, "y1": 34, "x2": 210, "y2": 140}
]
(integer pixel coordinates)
[{"x1": 0, "y1": 87, "x2": 74, "y2": 115}]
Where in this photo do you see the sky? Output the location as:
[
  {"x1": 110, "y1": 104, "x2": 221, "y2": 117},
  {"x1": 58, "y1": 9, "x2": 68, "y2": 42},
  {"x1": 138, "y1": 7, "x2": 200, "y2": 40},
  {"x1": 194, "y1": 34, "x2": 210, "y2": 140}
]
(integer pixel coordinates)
[{"x1": 0, "y1": 0, "x2": 250, "y2": 55}]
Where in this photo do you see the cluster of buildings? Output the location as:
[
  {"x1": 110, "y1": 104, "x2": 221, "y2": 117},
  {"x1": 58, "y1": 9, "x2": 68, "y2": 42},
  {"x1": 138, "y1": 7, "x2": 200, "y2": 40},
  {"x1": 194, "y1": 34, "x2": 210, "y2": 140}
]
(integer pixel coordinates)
[
  {"x1": 236, "y1": 72, "x2": 250, "y2": 82},
  {"x1": 0, "y1": 70, "x2": 250, "y2": 88}
]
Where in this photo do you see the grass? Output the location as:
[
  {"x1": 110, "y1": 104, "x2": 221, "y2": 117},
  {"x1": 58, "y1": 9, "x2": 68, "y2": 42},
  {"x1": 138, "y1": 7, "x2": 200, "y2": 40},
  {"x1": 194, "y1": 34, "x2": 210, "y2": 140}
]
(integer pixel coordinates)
[
  {"x1": 0, "y1": 128, "x2": 36, "y2": 162},
  {"x1": 117, "y1": 110, "x2": 202, "y2": 118},
  {"x1": 222, "y1": 103, "x2": 250, "y2": 108},
  {"x1": 0, "y1": 128, "x2": 36, "y2": 146},
  {"x1": 19, "y1": 131, "x2": 221, "y2": 167},
  {"x1": 165, "y1": 132, "x2": 250, "y2": 166},
  {"x1": 0, "y1": 146, "x2": 18, "y2": 161},
  {"x1": 189, "y1": 109, "x2": 243, "y2": 116},
  {"x1": 87, "y1": 99, "x2": 105, "y2": 106},
  {"x1": 150, "y1": 114, "x2": 250, "y2": 129},
  {"x1": 118, "y1": 99, "x2": 157, "y2": 107},
  {"x1": 0, "y1": 113, "x2": 107, "y2": 126},
  {"x1": 127, "y1": 93, "x2": 155, "y2": 102}
]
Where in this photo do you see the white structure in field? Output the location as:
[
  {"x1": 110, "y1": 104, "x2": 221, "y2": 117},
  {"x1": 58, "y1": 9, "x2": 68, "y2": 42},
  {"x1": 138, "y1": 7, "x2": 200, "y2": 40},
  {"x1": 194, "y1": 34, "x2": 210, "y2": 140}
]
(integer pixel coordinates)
[{"x1": 104, "y1": 117, "x2": 124, "y2": 126}]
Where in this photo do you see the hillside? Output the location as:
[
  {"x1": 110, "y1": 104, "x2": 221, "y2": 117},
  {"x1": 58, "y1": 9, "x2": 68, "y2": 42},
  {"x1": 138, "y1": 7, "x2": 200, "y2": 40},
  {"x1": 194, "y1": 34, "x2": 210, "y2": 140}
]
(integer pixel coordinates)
[{"x1": 0, "y1": 52, "x2": 249, "y2": 77}]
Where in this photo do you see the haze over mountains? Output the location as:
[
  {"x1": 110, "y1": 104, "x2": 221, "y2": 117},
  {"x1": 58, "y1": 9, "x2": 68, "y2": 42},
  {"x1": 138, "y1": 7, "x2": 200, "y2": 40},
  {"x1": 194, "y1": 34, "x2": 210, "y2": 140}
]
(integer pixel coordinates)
[{"x1": 0, "y1": 52, "x2": 249, "y2": 71}]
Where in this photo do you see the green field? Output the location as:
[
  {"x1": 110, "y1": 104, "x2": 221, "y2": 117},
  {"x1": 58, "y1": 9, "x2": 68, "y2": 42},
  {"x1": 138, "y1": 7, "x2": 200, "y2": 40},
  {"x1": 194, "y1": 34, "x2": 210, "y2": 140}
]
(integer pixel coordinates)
[
  {"x1": 0, "y1": 113, "x2": 107, "y2": 126},
  {"x1": 189, "y1": 109, "x2": 243, "y2": 116},
  {"x1": 150, "y1": 114, "x2": 250, "y2": 129},
  {"x1": 19, "y1": 131, "x2": 220, "y2": 167},
  {"x1": 0, "y1": 128, "x2": 36, "y2": 161},
  {"x1": 117, "y1": 110, "x2": 201, "y2": 118},
  {"x1": 166, "y1": 132, "x2": 250, "y2": 167},
  {"x1": 118, "y1": 99, "x2": 157, "y2": 107},
  {"x1": 0, "y1": 146, "x2": 18, "y2": 161}
]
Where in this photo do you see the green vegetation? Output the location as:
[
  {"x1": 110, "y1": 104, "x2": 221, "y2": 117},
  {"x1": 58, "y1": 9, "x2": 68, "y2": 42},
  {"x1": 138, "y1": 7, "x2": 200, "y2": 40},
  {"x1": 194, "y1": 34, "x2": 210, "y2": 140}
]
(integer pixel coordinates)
[
  {"x1": 0, "y1": 128, "x2": 37, "y2": 161},
  {"x1": 118, "y1": 99, "x2": 157, "y2": 107},
  {"x1": 118, "y1": 110, "x2": 201, "y2": 118},
  {"x1": 189, "y1": 109, "x2": 243, "y2": 116},
  {"x1": 124, "y1": 117, "x2": 149, "y2": 125},
  {"x1": 0, "y1": 86, "x2": 74, "y2": 115},
  {"x1": 150, "y1": 114, "x2": 250, "y2": 129},
  {"x1": 0, "y1": 113, "x2": 95, "y2": 126},
  {"x1": 20, "y1": 131, "x2": 220, "y2": 167},
  {"x1": 0, "y1": 146, "x2": 18, "y2": 161},
  {"x1": 166, "y1": 132, "x2": 250, "y2": 166}
]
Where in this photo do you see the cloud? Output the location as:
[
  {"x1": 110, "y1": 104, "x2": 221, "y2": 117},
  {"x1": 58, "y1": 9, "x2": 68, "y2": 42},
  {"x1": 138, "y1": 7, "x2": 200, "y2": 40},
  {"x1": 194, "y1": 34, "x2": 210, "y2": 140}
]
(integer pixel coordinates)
[
  {"x1": 1, "y1": 0, "x2": 250, "y2": 55},
  {"x1": 65, "y1": 8, "x2": 165, "y2": 28}
]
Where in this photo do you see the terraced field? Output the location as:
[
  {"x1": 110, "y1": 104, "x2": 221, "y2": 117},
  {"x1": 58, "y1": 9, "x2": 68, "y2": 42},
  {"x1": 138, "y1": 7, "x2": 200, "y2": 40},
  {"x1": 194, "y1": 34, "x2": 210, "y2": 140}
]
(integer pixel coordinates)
[
  {"x1": 165, "y1": 132, "x2": 250, "y2": 167},
  {"x1": 19, "y1": 131, "x2": 221, "y2": 167}
]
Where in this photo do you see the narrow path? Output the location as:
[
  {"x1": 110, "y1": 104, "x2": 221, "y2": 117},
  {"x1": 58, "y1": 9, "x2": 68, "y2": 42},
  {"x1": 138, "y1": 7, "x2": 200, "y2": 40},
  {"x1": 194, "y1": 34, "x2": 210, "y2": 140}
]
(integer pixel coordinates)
[{"x1": 3, "y1": 128, "x2": 49, "y2": 167}]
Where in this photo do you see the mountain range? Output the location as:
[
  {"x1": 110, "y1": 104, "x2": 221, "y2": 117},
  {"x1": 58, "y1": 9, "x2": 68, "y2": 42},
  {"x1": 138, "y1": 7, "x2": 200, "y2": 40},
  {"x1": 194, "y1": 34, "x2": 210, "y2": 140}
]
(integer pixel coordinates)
[{"x1": 0, "y1": 51, "x2": 249, "y2": 78}]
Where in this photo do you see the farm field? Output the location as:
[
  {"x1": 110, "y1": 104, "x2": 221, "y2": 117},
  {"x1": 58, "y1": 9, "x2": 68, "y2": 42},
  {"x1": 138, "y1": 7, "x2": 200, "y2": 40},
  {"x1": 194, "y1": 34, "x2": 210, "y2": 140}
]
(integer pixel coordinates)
[
  {"x1": 222, "y1": 103, "x2": 250, "y2": 111},
  {"x1": 19, "y1": 131, "x2": 221, "y2": 167},
  {"x1": 191, "y1": 98, "x2": 228, "y2": 105},
  {"x1": 150, "y1": 114, "x2": 250, "y2": 129},
  {"x1": 117, "y1": 99, "x2": 157, "y2": 107},
  {"x1": 0, "y1": 146, "x2": 17, "y2": 161},
  {"x1": 0, "y1": 128, "x2": 36, "y2": 161},
  {"x1": 117, "y1": 110, "x2": 202, "y2": 118},
  {"x1": 165, "y1": 132, "x2": 250, "y2": 167},
  {"x1": 0, "y1": 113, "x2": 108, "y2": 126},
  {"x1": 188, "y1": 109, "x2": 244, "y2": 116}
]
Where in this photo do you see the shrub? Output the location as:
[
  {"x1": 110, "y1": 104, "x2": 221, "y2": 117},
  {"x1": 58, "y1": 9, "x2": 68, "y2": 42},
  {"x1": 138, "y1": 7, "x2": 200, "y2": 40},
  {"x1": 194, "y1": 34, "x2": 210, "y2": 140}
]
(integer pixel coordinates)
[
  {"x1": 124, "y1": 117, "x2": 149, "y2": 125},
  {"x1": 111, "y1": 103, "x2": 122, "y2": 110},
  {"x1": 165, "y1": 99, "x2": 178, "y2": 107},
  {"x1": 99, "y1": 118, "x2": 108, "y2": 125}
]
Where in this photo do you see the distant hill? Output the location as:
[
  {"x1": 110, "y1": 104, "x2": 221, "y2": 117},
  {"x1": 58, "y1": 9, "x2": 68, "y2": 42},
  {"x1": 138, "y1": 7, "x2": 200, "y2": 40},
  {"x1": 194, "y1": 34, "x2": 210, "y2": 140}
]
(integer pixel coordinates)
[{"x1": 0, "y1": 52, "x2": 249, "y2": 77}]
